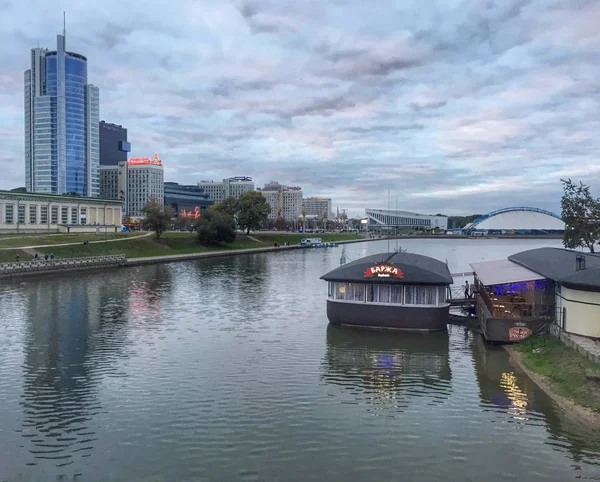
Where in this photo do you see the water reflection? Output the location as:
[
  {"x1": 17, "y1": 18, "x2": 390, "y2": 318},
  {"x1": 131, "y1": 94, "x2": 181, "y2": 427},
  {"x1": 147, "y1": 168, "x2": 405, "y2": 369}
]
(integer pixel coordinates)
[
  {"x1": 18, "y1": 265, "x2": 173, "y2": 467},
  {"x1": 472, "y1": 334, "x2": 600, "y2": 470},
  {"x1": 322, "y1": 325, "x2": 451, "y2": 411}
]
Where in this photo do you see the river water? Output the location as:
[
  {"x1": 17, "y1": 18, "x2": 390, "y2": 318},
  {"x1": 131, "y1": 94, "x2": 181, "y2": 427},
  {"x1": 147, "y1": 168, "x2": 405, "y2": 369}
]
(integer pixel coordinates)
[{"x1": 1, "y1": 238, "x2": 599, "y2": 481}]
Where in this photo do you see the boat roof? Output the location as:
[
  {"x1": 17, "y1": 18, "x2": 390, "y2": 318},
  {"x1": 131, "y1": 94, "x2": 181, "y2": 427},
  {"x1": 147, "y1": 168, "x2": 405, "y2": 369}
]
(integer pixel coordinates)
[
  {"x1": 509, "y1": 247, "x2": 600, "y2": 292},
  {"x1": 470, "y1": 259, "x2": 545, "y2": 286},
  {"x1": 320, "y1": 252, "x2": 453, "y2": 285}
]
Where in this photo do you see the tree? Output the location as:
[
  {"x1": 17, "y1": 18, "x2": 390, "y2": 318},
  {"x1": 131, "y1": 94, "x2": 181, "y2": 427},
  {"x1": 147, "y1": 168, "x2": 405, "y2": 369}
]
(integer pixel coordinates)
[
  {"x1": 236, "y1": 191, "x2": 271, "y2": 234},
  {"x1": 211, "y1": 196, "x2": 238, "y2": 219},
  {"x1": 141, "y1": 200, "x2": 173, "y2": 239},
  {"x1": 195, "y1": 210, "x2": 237, "y2": 246},
  {"x1": 561, "y1": 179, "x2": 600, "y2": 253},
  {"x1": 274, "y1": 216, "x2": 287, "y2": 231}
]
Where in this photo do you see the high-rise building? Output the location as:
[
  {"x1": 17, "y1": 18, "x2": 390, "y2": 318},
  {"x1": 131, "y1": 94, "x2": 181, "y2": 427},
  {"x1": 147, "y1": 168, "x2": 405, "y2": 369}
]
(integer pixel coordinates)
[
  {"x1": 24, "y1": 29, "x2": 100, "y2": 196},
  {"x1": 198, "y1": 177, "x2": 254, "y2": 204},
  {"x1": 302, "y1": 197, "x2": 333, "y2": 220},
  {"x1": 99, "y1": 121, "x2": 131, "y2": 166},
  {"x1": 100, "y1": 153, "x2": 164, "y2": 218},
  {"x1": 258, "y1": 182, "x2": 303, "y2": 221}
]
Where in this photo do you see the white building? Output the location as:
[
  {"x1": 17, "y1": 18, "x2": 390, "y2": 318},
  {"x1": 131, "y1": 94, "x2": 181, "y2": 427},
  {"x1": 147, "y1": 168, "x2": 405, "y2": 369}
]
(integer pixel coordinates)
[
  {"x1": 198, "y1": 177, "x2": 254, "y2": 204},
  {"x1": 100, "y1": 153, "x2": 164, "y2": 218},
  {"x1": 365, "y1": 208, "x2": 448, "y2": 231},
  {"x1": 0, "y1": 190, "x2": 122, "y2": 234},
  {"x1": 258, "y1": 182, "x2": 303, "y2": 221},
  {"x1": 302, "y1": 197, "x2": 333, "y2": 220}
]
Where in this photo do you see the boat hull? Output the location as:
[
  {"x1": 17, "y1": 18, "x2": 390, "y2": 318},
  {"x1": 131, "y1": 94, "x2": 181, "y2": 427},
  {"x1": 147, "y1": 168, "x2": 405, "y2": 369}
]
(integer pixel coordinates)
[{"x1": 326, "y1": 300, "x2": 449, "y2": 331}]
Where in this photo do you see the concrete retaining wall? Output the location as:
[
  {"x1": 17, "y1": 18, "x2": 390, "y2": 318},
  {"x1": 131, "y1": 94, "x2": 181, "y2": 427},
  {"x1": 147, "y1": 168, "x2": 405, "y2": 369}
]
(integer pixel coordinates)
[{"x1": 0, "y1": 255, "x2": 126, "y2": 279}]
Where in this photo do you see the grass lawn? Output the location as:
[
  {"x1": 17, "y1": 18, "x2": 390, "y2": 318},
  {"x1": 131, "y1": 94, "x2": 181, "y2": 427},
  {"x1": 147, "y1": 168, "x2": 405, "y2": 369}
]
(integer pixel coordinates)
[
  {"x1": 514, "y1": 335, "x2": 600, "y2": 413},
  {"x1": 24, "y1": 231, "x2": 361, "y2": 260},
  {"x1": 0, "y1": 250, "x2": 33, "y2": 263},
  {"x1": 0, "y1": 231, "x2": 141, "y2": 248}
]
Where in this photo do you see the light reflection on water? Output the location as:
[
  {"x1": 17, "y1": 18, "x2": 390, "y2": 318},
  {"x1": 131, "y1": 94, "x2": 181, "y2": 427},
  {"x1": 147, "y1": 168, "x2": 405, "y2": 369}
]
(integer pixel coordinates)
[{"x1": 0, "y1": 238, "x2": 598, "y2": 481}]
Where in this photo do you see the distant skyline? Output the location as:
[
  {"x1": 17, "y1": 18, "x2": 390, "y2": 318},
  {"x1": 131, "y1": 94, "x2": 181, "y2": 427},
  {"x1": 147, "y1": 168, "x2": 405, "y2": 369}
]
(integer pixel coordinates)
[{"x1": 1, "y1": 0, "x2": 599, "y2": 216}]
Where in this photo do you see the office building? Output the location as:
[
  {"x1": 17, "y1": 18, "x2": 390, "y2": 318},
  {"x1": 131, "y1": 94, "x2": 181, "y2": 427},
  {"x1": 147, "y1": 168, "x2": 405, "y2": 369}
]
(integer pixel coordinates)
[
  {"x1": 365, "y1": 208, "x2": 448, "y2": 231},
  {"x1": 198, "y1": 177, "x2": 254, "y2": 204},
  {"x1": 24, "y1": 29, "x2": 100, "y2": 197},
  {"x1": 100, "y1": 153, "x2": 164, "y2": 218},
  {"x1": 99, "y1": 121, "x2": 131, "y2": 166},
  {"x1": 258, "y1": 182, "x2": 303, "y2": 221},
  {"x1": 302, "y1": 197, "x2": 333, "y2": 220},
  {"x1": 0, "y1": 190, "x2": 122, "y2": 234},
  {"x1": 164, "y1": 182, "x2": 213, "y2": 219}
]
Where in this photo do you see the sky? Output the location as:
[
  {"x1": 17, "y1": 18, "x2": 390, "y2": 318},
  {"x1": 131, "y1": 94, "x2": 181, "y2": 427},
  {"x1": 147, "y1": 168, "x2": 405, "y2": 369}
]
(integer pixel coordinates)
[{"x1": 1, "y1": 0, "x2": 599, "y2": 217}]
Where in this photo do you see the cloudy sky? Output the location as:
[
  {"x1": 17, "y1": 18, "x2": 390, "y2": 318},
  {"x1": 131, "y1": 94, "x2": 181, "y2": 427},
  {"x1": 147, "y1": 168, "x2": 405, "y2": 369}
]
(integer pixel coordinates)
[{"x1": 1, "y1": 0, "x2": 599, "y2": 216}]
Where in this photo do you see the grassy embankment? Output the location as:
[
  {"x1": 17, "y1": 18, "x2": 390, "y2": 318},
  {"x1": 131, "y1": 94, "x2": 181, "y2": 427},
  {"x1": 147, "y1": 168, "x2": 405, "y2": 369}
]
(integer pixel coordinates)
[
  {"x1": 513, "y1": 335, "x2": 600, "y2": 413},
  {"x1": 0, "y1": 232, "x2": 361, "y2": 260}
]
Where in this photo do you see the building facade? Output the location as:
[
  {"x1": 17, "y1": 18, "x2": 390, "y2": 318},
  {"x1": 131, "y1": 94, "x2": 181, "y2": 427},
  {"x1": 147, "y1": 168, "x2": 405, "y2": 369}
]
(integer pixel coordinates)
[
  {"x1": 198, "y1": 177, "x2": 254, "y2": 204},
  {"x1": 25, "y1": 31, "x2": 100, "y2": 197},
  {"x1": 0, "y1": 190, "x2": 122, "y2": 234},
  {"x1": 100, "y1": 153, "x2": 164, "y2": 219},
  {"x1": 302, "y1": 197, "x2": 333, "y2": 220},
  {"x1": 99, "y1": 121, "x2": 131, "y2": 166},
  {"x1": 259, "y1": 182, "x2": 303, "y2": 221},
  {"x1": 164, "y1": 182, "x2": 213, "y2": 219},
  {"x1": 365, "y1": 209, "x2": 448, "y2": 231}
]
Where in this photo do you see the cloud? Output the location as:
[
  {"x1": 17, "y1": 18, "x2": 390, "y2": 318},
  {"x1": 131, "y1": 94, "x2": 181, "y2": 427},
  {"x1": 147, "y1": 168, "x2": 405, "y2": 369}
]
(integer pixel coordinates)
[{"x1": 1, "y1": 0, "x2": 600, "y2": 216}]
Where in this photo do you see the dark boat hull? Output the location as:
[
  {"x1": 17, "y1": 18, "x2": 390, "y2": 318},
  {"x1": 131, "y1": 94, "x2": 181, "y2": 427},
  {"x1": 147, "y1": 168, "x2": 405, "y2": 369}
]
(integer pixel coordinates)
[{"x1": 326, "y1": 300, "x2": 449, "y2": 331}]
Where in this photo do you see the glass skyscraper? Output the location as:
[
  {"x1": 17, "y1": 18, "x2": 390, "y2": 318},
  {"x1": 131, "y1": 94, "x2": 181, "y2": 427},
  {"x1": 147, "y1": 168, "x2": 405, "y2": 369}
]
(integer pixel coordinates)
[{"x1": 24, "y1": 31, "x2": 99, "y2": 196}]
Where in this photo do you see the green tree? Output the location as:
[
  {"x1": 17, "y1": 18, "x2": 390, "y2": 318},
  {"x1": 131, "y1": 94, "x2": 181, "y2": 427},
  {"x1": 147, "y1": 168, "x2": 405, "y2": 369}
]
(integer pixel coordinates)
[
  {"x1": 141, "y1": 200, "x2": 173, "y2": 239},
  {"x1": 236, "y1": 191, "x2": 271, "y2": 234},
  {"x1": 561, "y1": 179, "x2": 600, "y2": 253},
  {"x1": 274, "y1": 216, "x2": 287, "y2": 231},
  {"x1": 210, "y1": 196, "x2": 238, "y2": 218},
  {"x1": 195, "y1": 210, "x2": 237, "y2": 246}
]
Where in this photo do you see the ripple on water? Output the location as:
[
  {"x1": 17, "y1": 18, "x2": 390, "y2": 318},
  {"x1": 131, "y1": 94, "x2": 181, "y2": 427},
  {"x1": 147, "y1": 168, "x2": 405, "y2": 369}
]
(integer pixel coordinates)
[{"x1": 0, "y1": 241, "x2": 599, "y2": 481}]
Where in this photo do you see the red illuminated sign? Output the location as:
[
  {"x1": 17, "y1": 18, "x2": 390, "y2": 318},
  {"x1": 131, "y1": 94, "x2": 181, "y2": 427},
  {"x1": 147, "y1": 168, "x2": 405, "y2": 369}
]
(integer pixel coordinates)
[
  {"x1": 180, "y1": 206, "x2": 201, "y2": 219},
  {"x1": 128, "y1": 152, "x2": 163, "y2": 166},
  {"x1": 364, "y1": 264, "x2": 404, "y2": 278}
]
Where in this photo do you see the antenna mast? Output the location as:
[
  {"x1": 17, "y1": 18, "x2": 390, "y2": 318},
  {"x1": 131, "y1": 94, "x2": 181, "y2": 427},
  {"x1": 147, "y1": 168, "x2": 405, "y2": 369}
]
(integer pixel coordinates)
[{"x1": 63, "y1": 11, "x2": 66, "y2": 46}]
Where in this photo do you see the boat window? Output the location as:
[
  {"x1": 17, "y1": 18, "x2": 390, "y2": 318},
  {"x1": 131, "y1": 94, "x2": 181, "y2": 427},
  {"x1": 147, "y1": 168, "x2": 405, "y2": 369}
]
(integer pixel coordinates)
[
  {"x1": 366, "y1": 284, "x2": 375, "y2": 302},
  {"x1": 426, "y1": 287, "x2": 437, "y2": 305},
  {"x1": 416, "y1": 286, "x2": 427, "y2": 305},
  {"x1": 354, "y1": 284, "x2": 365, "y2": 302},
  {"x1": 390, "y1": 286, "x2": 403, "y2": 304},
  {"x1": 405, "y1": 286, "x2": 415, "y2": 304},
  {"x1": 438, "y1": 286, "x2": 446, "y2": 303},
  {"x1": 378, "y1": 285, "x2": 391, "y2": 303},
  {"x1": 335, "y1": 283, "x2": 346, "y2": 300}
]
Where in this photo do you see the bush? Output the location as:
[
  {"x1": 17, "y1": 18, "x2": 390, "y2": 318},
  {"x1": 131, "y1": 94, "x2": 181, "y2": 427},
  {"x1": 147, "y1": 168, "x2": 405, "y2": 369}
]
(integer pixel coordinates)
[{"x1": 196, "y1": 211, "x2": 237, "y2": 246}]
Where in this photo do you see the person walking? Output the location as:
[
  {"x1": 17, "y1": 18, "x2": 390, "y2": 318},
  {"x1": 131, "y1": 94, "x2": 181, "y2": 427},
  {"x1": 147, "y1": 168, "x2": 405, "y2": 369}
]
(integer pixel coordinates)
[{"x1": 464, "y1": 280, "x2": 469, "y2": 299}]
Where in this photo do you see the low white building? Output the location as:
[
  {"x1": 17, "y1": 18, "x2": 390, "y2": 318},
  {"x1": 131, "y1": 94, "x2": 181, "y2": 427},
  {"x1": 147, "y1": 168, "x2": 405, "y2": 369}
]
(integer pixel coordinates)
[
  {"x1": 365, "y1": 208, "x2": 448, "y2": 231},
  {"x1": 258, "y1": 182, "x2": 303, "y2": 221},
  {"x1": 198, "y1": 177, "x2": 254, "y2": 204},
  {"x1": 0, "y1": 190, "x2": 123, "y2": 234},
  {"x1": 302, "y1": 197, "x2": 333, "y2": 220},
  {"x1": 100, "y1": 153, "x2": 164, "y2": 218}
]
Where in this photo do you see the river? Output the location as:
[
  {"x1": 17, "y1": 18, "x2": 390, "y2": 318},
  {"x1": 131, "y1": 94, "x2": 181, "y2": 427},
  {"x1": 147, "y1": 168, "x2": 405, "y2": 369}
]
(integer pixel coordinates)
[{"x1": 0, "y1": 238, "x2": 599, "y2": 481}]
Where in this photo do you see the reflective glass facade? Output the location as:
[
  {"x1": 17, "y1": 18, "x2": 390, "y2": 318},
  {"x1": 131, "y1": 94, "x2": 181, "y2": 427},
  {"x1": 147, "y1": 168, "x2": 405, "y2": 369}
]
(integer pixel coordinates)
[{"x1": 24, "y1": 34, "x2": 99, "y2": 197}]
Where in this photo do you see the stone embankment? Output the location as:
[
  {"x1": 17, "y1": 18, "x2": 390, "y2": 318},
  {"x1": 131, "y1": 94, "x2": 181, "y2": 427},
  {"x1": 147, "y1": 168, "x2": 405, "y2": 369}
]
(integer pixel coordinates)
[{"x1": 0, "y1": 255, "x2": 126, "y2": 279}]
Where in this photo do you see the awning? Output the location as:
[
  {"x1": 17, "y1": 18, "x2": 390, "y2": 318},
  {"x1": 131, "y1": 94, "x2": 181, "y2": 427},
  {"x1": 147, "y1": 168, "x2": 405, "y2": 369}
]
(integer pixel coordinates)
[{"x1": 469, "y1": 259, "x2": 546, "y2": 286}]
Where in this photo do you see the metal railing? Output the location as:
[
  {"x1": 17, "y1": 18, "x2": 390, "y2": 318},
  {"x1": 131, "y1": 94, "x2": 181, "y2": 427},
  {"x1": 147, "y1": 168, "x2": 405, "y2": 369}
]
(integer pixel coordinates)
[{"x1": 0, "y1": 254, "x2": 126, "y2": 274}]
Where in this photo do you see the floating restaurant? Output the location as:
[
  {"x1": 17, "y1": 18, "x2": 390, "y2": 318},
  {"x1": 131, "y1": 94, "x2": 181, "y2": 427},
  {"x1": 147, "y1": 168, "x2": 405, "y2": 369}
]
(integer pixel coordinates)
[
  {"x1": 471, "y1": 247, "x2": 600, "y2": 342},
  {"x1": 320, "y1": 252, "x2": 453, "y2": 331}
]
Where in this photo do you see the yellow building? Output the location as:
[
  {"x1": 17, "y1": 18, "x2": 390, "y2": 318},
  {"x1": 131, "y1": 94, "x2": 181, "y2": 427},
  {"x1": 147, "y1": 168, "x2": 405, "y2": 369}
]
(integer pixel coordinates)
[{"x1": 0, "y1": 190, "x2": 123, "y2": 234}]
